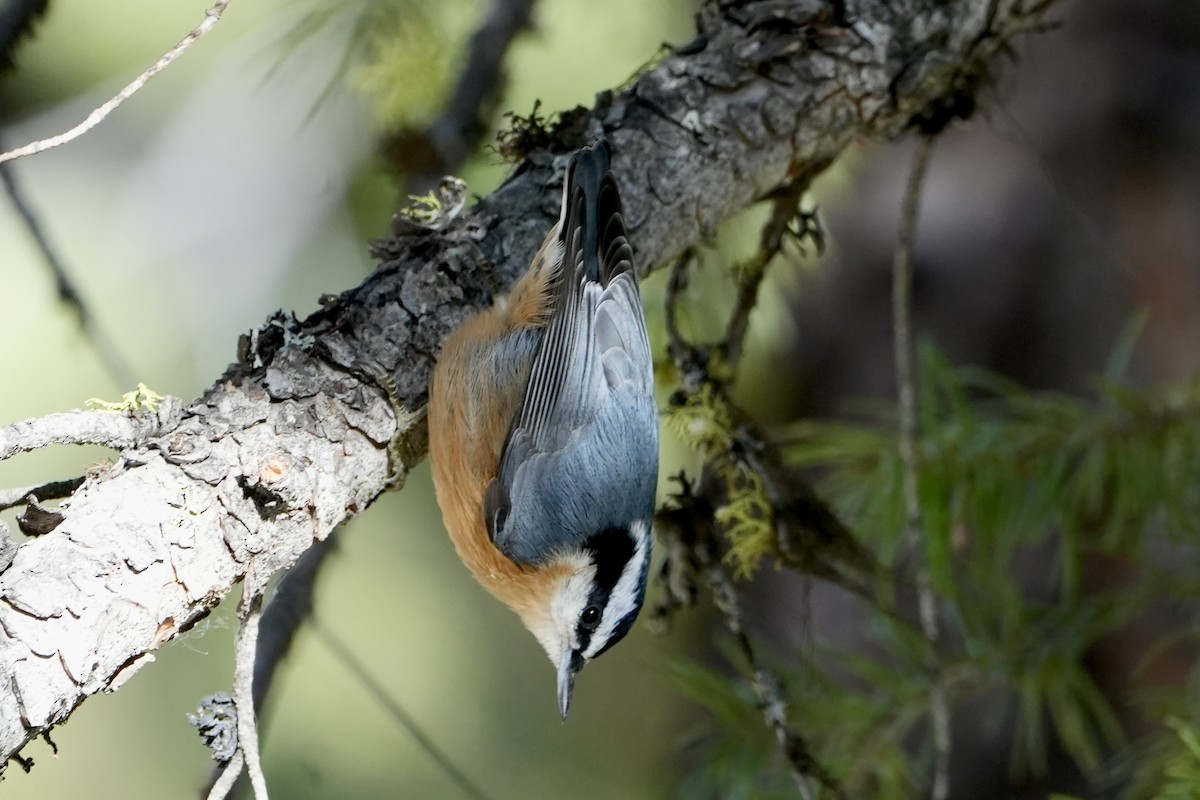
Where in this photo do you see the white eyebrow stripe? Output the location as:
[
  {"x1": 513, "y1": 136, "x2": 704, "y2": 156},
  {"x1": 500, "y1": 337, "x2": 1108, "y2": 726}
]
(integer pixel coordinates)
[{"x1": 584, "y1": 529, "x2": 649, "y2": 659}]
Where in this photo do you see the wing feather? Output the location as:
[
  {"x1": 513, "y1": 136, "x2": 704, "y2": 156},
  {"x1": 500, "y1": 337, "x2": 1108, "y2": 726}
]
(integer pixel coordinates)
[{"x1": 488, "y1": 141, "x2": 657, "y2": 564}]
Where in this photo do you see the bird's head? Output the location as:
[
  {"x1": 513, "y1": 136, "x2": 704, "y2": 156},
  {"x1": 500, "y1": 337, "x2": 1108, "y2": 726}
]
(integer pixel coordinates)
[{"x1": 517, "y1": 519, "x2": 653, "y2": 718}]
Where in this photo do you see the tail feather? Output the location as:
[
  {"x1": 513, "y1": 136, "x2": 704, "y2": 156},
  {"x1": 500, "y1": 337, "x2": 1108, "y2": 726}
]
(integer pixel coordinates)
[{"x1": 560, "y1": 140, "x2": 631, "y2": 286}]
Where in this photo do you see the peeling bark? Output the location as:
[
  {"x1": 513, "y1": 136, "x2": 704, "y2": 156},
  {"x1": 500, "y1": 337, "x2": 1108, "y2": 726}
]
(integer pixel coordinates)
[{"x1": 0, "y1": 0, "x2": 1055, "y2": 766}]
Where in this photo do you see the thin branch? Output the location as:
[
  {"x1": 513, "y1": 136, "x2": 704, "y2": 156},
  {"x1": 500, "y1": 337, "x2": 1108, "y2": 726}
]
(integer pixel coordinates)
[
  {"x1": 0, "y1": 152, "x2": 137, "y2": 387},
  {"x1": 0, "y1": 407, "x2": 168, "y2": 462},
  {"x1": 1, "y1": 157, "x2": 136, "y2": 388},
  {"x1": 235, "y1": 592, "x2": 269, "y2": 799},
  {"x1": 202, "y1": 535, "x2": 333, "y2": 797},
  {"x1": 206, "y1": 751, "x2": 244, "y2": 800},
  {"x1": 665, "y1": 248, "x2": 709, "y2": 392},
  {"x1": 891, "y1": 134, "x2": 949, "y2": 800},
  {"x1": 719, "y1": 181, "x2": 822, "y2": 372},
  {"x1": 665, "y1": 249, "x2": 877, "y2": 596},
  {"x1": 252, "y1": 536, "x2": 337, "y2": 714},
  {"x1": 707, "y1": 534, "x2": 843, "y2": 799},
  {"x1": 0, "y1": 0, "x2": 233, "y2": 165},
  {"x1": 392, "y1": 0, "x2": 537, "y2": 191},
  {"x1": 312, "y1": 621, "x2": 493, "y2": 800},
  {"x1": 653, "y1": 473, "x2": 845, "y2": 798},
  {"x1": 0, "y1": 477, "x2": 84, "y2": 512},
  {"x1": 664, "y1": 187, "x2": 821, "y2": 391},
  {"x1": 662, "y1": 215, "x2": 869, "y2": 796}
]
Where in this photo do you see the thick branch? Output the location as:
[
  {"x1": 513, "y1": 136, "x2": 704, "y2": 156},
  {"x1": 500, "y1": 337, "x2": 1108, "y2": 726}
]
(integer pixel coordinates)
[{"x1": 0, "y1": 0, "x2": 1055, "y2": 767}]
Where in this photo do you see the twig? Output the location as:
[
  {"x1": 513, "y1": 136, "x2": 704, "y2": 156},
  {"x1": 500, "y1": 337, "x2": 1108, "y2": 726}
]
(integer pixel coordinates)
[
  {"x1": 655, "y1": 471, "x2": 845, "y2": 798},
  {"x1": 664, "y1": 184, "x2": 819, "y2": 392},
  {"x1": 708, "y1": 558, "x2": 842, "y2": 800},
  {"x1": 0, "y1": 477, "x2": 84, "y2": 511},
  {"x1": 891, "y1": 134, "x2": 948, "y2": 800},
  {"x1": 312, "y1": 621, "x2": 492, "y2": 800},
  {"x1": 662, "y1": 230, "x2": 845, "y2": 798},
  {"x1": 235, "y1": 591, "x2": 269, "y2": 799},
  {"x1": 719, "y1": 180, "x2": 819, "y2": 372},
  {"x1": 252, "y1": 536, "x2": 337, "y2": 714},
  {"x1": 207, "y1": 541, "x2": 335, "y2": 800},
  {"x1": 0, "y1": 409, "x2": 158, "y2": 462},
  {"x1": 0, "y1": 152, "x2": 138, "y2": 387},
  {"x1": 206, "y1": 751, "x2": 244, "y2": 800},
  {"x1": 664, "y1": 248, "x2": 708, "y2": 392},
  {"x1": 0, "y1": 0, "x2": 233, "y2": 165}
]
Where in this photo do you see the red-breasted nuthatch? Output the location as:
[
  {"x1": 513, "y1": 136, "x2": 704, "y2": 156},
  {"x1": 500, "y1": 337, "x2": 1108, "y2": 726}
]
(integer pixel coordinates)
[{"x1": 428, "y1": 140, "x2": 658, "y2": 718}]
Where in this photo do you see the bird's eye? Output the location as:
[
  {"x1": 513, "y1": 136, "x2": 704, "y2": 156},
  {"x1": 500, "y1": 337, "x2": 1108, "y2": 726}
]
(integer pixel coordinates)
[{"x1": 581, "y1": 605, "x2": 602, "y2": 630}]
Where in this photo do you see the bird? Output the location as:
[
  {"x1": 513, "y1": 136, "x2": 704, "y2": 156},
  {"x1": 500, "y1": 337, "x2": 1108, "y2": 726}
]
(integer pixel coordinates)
[{"x1": 428, "y1": 140, "x2": 659, "y2": 718}]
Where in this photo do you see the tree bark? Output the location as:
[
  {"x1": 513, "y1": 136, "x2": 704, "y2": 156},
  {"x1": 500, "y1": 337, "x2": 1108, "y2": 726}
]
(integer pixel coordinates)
[{"x1": 0, "y1": 0, "x2": 1054, "y2": 766}]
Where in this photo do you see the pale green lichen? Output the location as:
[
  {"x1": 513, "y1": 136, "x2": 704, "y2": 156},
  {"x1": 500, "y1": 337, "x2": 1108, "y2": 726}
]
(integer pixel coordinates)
[
  {"x1": 349, "y1": 0, "x2": 479, "y2": 129},
  {"x1": 87, "y1": 383, "x2": 164, "y2": 413},
  {"x1": 666, "y1": 384, "x2": 776, "y2": 578}
]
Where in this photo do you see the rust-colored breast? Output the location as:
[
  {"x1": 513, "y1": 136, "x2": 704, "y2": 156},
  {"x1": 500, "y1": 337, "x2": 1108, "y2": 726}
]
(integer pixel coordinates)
[{"x1": 427, "y1": 245, "x2": 568, "y2": 621}]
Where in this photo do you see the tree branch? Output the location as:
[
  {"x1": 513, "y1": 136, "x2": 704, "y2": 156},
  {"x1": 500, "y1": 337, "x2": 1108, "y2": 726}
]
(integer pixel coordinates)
[
  {"x1": 0, "y1": 0, "x2": 1058, "y2": 768},
  {"x1": 892, "y1": 134, "x2": 947, "y2": 799},
  {"x1": 0, "y1": 402, "x2": 179, "y2": 462},
  {"x1": 0, "y1": 154, "x2": 137, "y2": 386},
  {"x1": 0, "y1": 0, "x2": 233, "y2": 165},
  {"x1": 0, "y1": 478, "x2": 85, "y2": 513},
  {"x1": 233, "y1": 593, "x2": 268, "y2": 799}
]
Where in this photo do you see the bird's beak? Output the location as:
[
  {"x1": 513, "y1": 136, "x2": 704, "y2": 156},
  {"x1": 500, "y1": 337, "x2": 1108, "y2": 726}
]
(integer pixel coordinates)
[{"x1": 557, "y1": 651, "x2": 576, "y2": 720}]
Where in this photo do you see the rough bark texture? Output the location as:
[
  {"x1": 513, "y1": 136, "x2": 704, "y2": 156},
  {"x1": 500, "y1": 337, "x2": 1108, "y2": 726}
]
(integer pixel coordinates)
[{"x1": 0, "y1": 0, "x2": 1051, "y2": 766}]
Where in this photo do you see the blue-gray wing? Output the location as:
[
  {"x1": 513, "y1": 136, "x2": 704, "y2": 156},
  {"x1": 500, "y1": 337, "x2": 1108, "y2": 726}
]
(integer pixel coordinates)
[{"x1": 486, "y1": 142, "x2": 658, "y2": 566}]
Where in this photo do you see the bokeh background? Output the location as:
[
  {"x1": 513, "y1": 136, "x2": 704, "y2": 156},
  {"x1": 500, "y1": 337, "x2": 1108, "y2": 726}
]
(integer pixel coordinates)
[{"x1": 1, "y1": 0, "x2": 1197, "y2": 797}]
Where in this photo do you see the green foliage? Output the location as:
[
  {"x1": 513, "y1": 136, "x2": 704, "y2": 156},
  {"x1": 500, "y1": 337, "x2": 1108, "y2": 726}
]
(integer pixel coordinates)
[
  {"x1": 1141, "y1": 718, "x2": 1200, "y2": 799},
  {"x1": 1118, "y1": 673, "x2": 1200, "y2": 799},
  {"x1": 788, "y1": 635, "x2": 928, "y2": 799},
  {"x1": 284, "y1": 0, "x2": 480, "y2": 129},
  {"x1": 670, "y1": 634, "x2": 926, "y2": 799},
  {"x1": 671, "y1": 659, "x2": 793, "y2": 800},
  {"x1": 675, "y1": 339, "x2": 1200, "y2": 796}
]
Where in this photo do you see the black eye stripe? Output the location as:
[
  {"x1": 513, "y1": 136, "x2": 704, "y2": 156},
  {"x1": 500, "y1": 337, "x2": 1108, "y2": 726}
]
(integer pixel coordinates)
[
  {"x1": 581, "y1": 548, "x2": 650, "y2": 660},
  {"x1": 575, "y1": 527, "x2": 637, "y2": 649}
]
